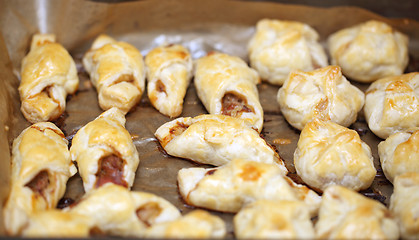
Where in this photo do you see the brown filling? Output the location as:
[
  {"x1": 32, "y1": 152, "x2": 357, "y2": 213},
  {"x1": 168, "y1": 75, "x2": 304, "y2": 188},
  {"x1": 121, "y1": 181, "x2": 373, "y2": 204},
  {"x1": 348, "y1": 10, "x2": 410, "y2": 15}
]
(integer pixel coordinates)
[
  {"x1": 95, "y1": 154, "x2": 128, "y2": 188},
  {"x1": 25, "y1": 170, "x2": 50, "y2": 199},
  {"x1": 161, "y1": 122, "x2": 189, "y2": 148},
  {"x1": 136, "y1": 202, "x2": 162, "y2": 227},
  {"x1": 221, "y1": 92, "x2": 253, "y2": 117},
  {"x1": 156, "y1": 79, "x2": 167, "y2": 94}
]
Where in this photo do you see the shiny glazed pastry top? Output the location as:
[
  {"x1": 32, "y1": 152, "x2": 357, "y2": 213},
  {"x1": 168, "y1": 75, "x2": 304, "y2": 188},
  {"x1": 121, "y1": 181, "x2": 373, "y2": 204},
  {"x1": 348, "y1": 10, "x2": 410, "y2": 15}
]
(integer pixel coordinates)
[
  {"x1": 248, "y1": 19, "x2": 328, "y2": 85},
  {"x1": 328, "y1": 20, "x2": 409, "y2": 83}
]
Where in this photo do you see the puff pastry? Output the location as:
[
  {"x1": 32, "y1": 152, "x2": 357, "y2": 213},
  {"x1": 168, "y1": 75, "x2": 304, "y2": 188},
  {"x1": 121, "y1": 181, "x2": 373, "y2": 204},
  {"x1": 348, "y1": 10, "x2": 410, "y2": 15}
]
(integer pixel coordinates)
[
  {"x1": 145, "y1": 44, "x2": 193, "y2": 117},
  {"x1": 294, "y1": 118, "x2": 376, "y2": 192},
  {"x1": 155, "y1": 114, "x2": 287, "y2": 172},
  {"x1": 145, "y1": 210, "x2": 226, "y2": 239},
  {"x1": 70, "y1": 107, "x2": 139, "y2": 192},
  {"x1": 194, "y1": 52, "x2": 264, "y2": 132},
  {"x1": 316, "y1": 185, "x2": 399, "y2": 239},
  {"x1": 390, "y1": 172, "x2": 419, "y2": 240},
  {"x1": 378, "y1": 128, "x2": 419, "y2": 183},
  {"x1": 234, "y1": 200, "x2": 315, "y2": 239},
  {"x1": 3, "y1": 122, "x2": 77, "y2": 235},
  {"x1": 177, "y1": 159, "x2": 321, "y2": 215},
  {"x1": 277, "y1": 65, "x2": 364, "y2": 130},
  {"x1": 19, "y1": 34, "x2": 79, "y2": 123},
  {"x1": 364, "y1": 72, "x2": 419, "y2": 139},
  {"x1": 83, "y1": 34, "x2": 146, "y2": 113},
  {"x1": 247, "y1": 19, "x2": 328, "y2": 85},
  {"x1": 328, "y1": 20, "x2": 409, "y2": 83}
]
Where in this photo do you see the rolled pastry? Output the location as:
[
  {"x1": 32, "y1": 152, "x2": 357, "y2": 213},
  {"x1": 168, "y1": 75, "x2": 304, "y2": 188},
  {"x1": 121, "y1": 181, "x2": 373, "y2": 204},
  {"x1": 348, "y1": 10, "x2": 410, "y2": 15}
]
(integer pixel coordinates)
[
  {"x1": 316, "y1": 185, "x2": 399, "y2": 240},
  {"x1": 390, "y1": 172, "x2": 419, "y2": 240},
  {"x1": 364, "y1": 72, "x2": 419, "y2": 139},
  {"x1": 19, "y1": 34, "x2": 79, "y2": 123},
  {"x1": 247, "y1": 19, "x2": 328, "y2": 85},
  {"x1": 277, "y1": 65, "x2": 364, "y2": 130},
  {"x1": 145, "y1": 44, "x2": 193, "y2": 117},
  {"x1": 194, "y1": 52, "x2": 264, "y2": 132},
  {"x1": 294, "y1": 118, "x2": 376, "y2": 192},
  {"x1": 69, "y1": 183, "x2": 181, "y2": 237},
  {"x1": 145, "y1": 210, "x2": 226, "y2": 239},
  {"x1": 234, "y1": 200, "x2": 315, "y2": 239},
  {"x1": 83, "y1": 34, "x2": 146, "y2": 113},
  {"x1": 3, "y1": 122, "x2": 77, "y2": 235},
  {"x1": 177, "y1": 159, "x2": 321, "y2": 215},
  {"x1": 155, "y1": 114, "x2": 287, "y2": 173},
  {"x1": 378, "y1": 128, "x2": 419, "y2": 183},
  {"x1": 70, "y1": 107, "x2": 139, "y2": 192},
  {"x1": 328, "y1": 20, "x2": 409, "y2": 83}
]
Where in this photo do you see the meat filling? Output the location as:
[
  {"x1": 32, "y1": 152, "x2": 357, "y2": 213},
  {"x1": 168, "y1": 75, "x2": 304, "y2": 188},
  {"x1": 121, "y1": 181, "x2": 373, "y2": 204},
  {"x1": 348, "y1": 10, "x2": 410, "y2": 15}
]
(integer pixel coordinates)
[
  {"x1": 25, "y1": 170, "x2": 50, "y2": 198},
  {"x1": 136, "y1": 202, "x2": 162, "y2": 227},
  {"x1": 156, "y1": 80, "x2": 167, "y2": 95},
  {"x1": 95, "y1": 154, "x2": 128, "y2": 188},
  {"x1": 221, "y1": 92, "x2": 253, "y2": 117}
]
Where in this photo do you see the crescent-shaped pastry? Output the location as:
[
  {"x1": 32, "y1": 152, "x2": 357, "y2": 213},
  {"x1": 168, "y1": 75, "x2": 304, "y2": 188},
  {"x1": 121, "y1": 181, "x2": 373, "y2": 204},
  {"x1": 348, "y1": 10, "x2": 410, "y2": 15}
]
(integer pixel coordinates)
[
  {"x1": 70, "y1": 107, "x2": 139, "y2": 192},
  {"x1": 328, "y1": 20, "x2": 409, "y2": 83},
  {"x1": 294, "y1": 119, "x2": 376, "y2": 192},
  {"x1": 364, "y1": 72, "x2": 419, "y2": 139},
  {"x1": 69, "y1": 183, "x2": 181, "y2": 237},
  {"x1": 3, "y1": 122, "x2": 77, "y2": 235},
  {"x1": 194, "y1": 52, "x2": 264, "y2": 132},
  {"x1": 83, "y1": 34, "x2": 145, "y2": 113},
  {"x1": 277, "y1": 65, "x2": 364, "y2": 130},
  {"x1": 247, "y1": 19, "x2": 328, "y2": 85},
  {"x1": 19, "y1": 34, "x2": 79, "y2": 123},
  {"x1": 155, "y1": 114, "x2": 287, "y2": 173},
  {"x1": 316, "y1": 185, "x2": 399, "y2": 239},
  {"x1": 177, "y1": 159, "x2": 321, "y2": 215},
  {"x1": 390, "y1": 172, "x2": 419, "y2": 240},
  {"x1": 145, "y1": 44, "x2": 193, "y2": 117},
  {"x1": 145, "y1": 210, "x2": 226, "y2": 239},
  {"x1": 378, "y1": 128, "x2": 419, "y2": 183},
  {"x1": 234, "y1": 200, "x2": 315, "y2": 239}
]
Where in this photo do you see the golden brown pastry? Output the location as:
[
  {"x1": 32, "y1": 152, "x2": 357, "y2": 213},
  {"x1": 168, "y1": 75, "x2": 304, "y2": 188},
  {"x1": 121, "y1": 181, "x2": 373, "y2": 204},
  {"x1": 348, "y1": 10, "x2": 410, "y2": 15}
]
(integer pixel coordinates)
[
  {"x1": 390, "y1": 172, "x2": 419, "y2": 240},
  {"x1": 70, "y1": 107, "x2": 139, "y2": 192},
  {"x1": 328, "y1": 20, "x2": 409, "y2": 83},
  {"x1": 248, "y1": 19, "x2": 328, "y2": 85},
  {"x1": 3, "y1": 122, "x2": 77, "y2": 235},
  {"x1": 277, "y1": 65, "x2": 364, "y2": 130},
  {"x1": 378, "y1": 128, "x2": 419, "y2": 183},
  {"x1": 177, "y1": 159, "x2": 321, "y2": 215},
  {"x1": 145, "y1": 210, "x2": 226, "y2": 239},
  {"x1": 145, "y1": 44, "x2": 193, "y2": 117},
  {"x1": 316, "y1": 185, "x2": 399, "y2": 239},
  {"x1": 294, "y1": 118, "x2": 376, "y2": 192},
  {"x1": 83, "y1": 34, "x2": 145, "y2": 113},
  {"x1": 364, "y1": 72, "x2": 419, "y2": 139},
  {"x1": 234, "y1": 200, "x2": 315, "y2": 239},
  {"x1": 155, "y1": 114, "x2": 287, "y2": 172},
  {"x1": 194, "y1": 52, "x2": 264, "y2": 132},
  {"x1": 19, "y1": 34, "x2": 79, "y2": 123}
]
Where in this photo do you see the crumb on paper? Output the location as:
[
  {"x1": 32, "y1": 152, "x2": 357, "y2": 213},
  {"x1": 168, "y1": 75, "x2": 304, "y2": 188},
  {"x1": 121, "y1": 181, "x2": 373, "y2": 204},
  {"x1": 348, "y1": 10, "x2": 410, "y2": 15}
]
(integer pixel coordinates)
[{"x1": 273, "y1": 138, "x2": 292, "y2": 145}]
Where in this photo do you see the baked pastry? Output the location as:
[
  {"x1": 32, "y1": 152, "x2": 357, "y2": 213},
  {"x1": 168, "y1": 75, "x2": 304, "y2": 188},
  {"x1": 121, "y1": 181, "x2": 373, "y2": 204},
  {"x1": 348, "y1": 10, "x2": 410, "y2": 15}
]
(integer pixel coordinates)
[
  {"x1": 177, "y1": 158, "x2": 321, "y2": 215},
  {"x1": 83, "y1": 34, "x2": 145, "y2": 113},
  {"x1": 294, "y1": 118, "x2": 376, "y2": 192},
  {"x1": 19, "y1": 34, "x2": 79, "y2": 123},
  {"x1": 247, "y1": 19, "x2": 328, "y2": 85},
  {"x1": 194, "y1": 52, "x2": 264, "y2": 132},
  {"x1": 70, "y1": 107, "x2": 139, "y2": 192},
  {"x1": 3, "y1": 122, "x2": 77, "y2": 235},
  {"x1": 328, "y1": 20, "x2": 409, "y2": 83},
  {"x1": 316, "y1": 185, "x2": 399, "y2": 239},
  {"x1": 378, "y1": 128, "x2": 419, "y2": 183},
  {"x1": 145, "y1": 210, "x2": 226, "y2": 239},
  {"x1": 155, "y1": 114, "x2": 287, "y2": 172},
  {"x1": 145, "y1": 44, "x2": 193, "y2": 117},
  {"x1": 390, "y1": 172, "x2": 419, "y2": 240},
  {"x1": 234, "y1": 200, "x2": 315, "y2": 239},
  {"x1": 69, "y1": 183, "x2": 181, "y2": 237},
  {"x1": 364, "y1": 72, "x2": 419, "y2": 139},
  {"x1": 277, "y1": 65, "x2": 364, "y2": 130}
]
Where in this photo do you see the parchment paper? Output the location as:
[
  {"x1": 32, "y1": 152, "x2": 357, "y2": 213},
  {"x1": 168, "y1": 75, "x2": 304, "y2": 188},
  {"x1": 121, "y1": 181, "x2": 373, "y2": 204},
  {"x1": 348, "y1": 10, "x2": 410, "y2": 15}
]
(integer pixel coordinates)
[{"x1": 0, "y1": 0, "x2": 418, "y2": 237}]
